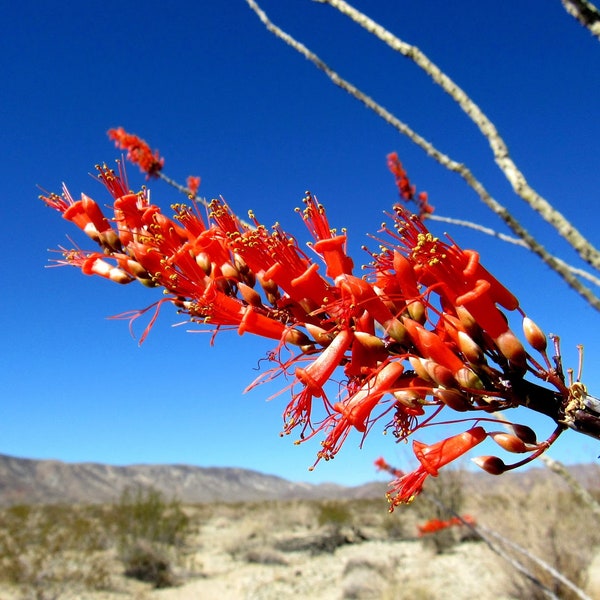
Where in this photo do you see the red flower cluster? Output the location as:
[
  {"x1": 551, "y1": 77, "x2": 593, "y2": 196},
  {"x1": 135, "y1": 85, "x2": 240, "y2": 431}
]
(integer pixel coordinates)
[
  {"x1": 107, "y1": 127, "x2": 164, "y2": 178},
  {"x1": 417, "y1": 514, "x2": 476, "y2": 537},
  {"x1": 40, "y1": 130, "x2": 581, "y2": 507},
  {"x1": 387, "y1": 152, "x2": 434, "y2": 216}
]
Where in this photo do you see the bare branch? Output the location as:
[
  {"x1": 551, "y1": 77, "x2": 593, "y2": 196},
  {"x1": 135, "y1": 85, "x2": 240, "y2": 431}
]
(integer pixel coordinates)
[
  {"x1": 421, "y1": 491, "x2": 583, "y2": 600},
  {"x1": 561, "y1": 0, "x2": 600, "y2": 40},
  {"x1": 315, "y1": 0, "x2": 600, "y2": 271},
  {"x1": 476, "y1": 524, "x2": 594, "y2": 600},
  {"x1": 245, "y1": 0, "x2": 600, "y2": 311},
  {"x1": 538, "y1": 454, "x2": 600, "y2": 519}
]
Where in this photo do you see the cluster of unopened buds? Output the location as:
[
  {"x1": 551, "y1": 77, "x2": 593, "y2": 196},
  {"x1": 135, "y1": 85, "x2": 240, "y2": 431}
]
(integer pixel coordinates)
[{"x1": 40, "y1": 128, "x2": 594, "y2": 508}]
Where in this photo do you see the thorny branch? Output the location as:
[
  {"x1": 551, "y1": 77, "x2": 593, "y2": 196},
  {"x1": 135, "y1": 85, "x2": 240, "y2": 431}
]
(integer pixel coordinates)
[
  {"x1": 539, "y1": 454, "x2": 600, "y2": 519},
  {"x1": 245, "y1": 0, "x2": 600, "y2": 312},
  {"x1": 314, "y1": 0, "x2": 600, "y2": 272},
  {"x1": 420, "y1": 491, "x2": 590, "y2": 600},
  {"x1": 561, "y1": 0, "x2": 600, "y2": 40},
  {"x1": 476, "y1": 524, "x2": 593, "y2": 600}
]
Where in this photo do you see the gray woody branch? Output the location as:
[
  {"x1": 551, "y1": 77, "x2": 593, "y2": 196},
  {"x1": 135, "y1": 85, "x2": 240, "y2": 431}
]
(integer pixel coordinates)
[
  {"x1": 246, "y1": 0, "x2": 600, "y2": 312},
  {"x1": 315, "y1": 0, "x2": 600, "y2": 272},
  {"x1": 561, "y1": 0, "x2": 600, "y2": 40}
]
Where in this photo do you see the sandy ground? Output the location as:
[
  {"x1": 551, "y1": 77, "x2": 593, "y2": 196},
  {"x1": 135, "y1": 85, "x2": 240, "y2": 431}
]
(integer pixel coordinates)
[
  {"x1": 1, "y1": 497, "x2": 599, "y2": 600},
  {"x1": 152, "y1": 539, "x2": 509, "y2": 600}
]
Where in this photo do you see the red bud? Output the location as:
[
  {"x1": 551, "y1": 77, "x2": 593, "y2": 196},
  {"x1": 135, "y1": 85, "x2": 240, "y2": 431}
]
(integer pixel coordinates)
[
  {"x1": 522, "y1": 317, "x2": 547, "y2": 353},
  {"x1": 511, "y1": 423, "x2": 538, "y2": 445},
  {"x1": 489, "y1": 432, "x2": 527, "y2": 453},
  {"x1": 433, "y1": 388, "x2": 471, "y2": 412},
  {"x1": 472, "y1": 455, "x2": 506, "y2": 475},
  {"x1": 495, "y1": 330, "x2": 527, "y2": 371}
]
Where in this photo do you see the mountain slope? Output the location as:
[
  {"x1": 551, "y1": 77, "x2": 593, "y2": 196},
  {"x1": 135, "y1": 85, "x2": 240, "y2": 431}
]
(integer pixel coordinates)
[{"x1": 0, "y1": 453, "x2": 386, "y2": 505}]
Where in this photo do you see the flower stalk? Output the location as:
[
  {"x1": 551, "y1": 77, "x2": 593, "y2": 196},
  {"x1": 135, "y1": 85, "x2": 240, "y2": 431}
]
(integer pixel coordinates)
[{"x1": 40, "y1": 128, "x2": 599, "y2": 505}]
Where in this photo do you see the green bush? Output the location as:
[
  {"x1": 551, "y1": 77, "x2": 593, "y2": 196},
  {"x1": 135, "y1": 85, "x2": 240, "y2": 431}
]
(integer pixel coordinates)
[
  {"x1": 316, "y1": 500, "x2": 353, "y2": 530},
  {"x1": 108, "y1": 486, "x2": 192, "y2": 588}
]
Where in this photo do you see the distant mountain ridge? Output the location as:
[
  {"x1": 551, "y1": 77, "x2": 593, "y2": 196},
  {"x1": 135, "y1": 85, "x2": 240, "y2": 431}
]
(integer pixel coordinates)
[
  {"x1": 0, "y1": 453, "x2": 597, "y2": 506},
  {"x1": 0, "y1": 453, "x2": 386, "y2": 505}
]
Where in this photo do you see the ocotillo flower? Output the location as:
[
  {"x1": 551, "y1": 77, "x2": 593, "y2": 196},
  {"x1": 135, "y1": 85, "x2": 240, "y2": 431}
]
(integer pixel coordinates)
[
  {"x1": 107, "y1": 127, "x2": 164, "y2": 178},
  {"x1": 417, "y1": 515, "x2": 475, "y2": 537},
  {"x1": 40, "y1": 130, "x2": 594, "y2": 505}
]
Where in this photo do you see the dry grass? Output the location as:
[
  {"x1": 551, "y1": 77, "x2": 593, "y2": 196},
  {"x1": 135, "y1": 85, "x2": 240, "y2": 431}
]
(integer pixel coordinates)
[
  {"x1": 0, "y1": 473, "x2": 598, "y2": 599},
  {"x1": 471, "y1": 481, "x2": 600, "y2": 599},
  {"x1": 0, "y1": 487, "x2": 196, "y2": 599}
]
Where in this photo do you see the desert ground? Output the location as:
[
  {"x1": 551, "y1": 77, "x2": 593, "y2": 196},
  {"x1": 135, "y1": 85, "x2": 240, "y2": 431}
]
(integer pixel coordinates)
[{"x1": 1, "y1": 471, "x2": 599, "y2": 600}]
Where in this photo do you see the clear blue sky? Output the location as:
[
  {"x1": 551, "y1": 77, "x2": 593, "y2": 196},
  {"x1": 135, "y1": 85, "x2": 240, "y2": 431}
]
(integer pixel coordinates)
[{"x1": 2, "y1": 1, "x2": 599, "y2": 487}]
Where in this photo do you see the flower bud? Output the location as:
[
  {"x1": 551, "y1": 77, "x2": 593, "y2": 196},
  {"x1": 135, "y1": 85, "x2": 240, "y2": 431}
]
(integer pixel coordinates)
[
  {"x1": 495, "y1": 330, "x2": 527, "y2": 371},
  {"x1": 454, "y1": 367, "x2": 484, "y2": 390},
  {"x1": 220, "y1": 260, "x2": 240, "y2": 280},
  {"x1": 511, "y1": 423, "x2": 538, "y2": 445},
  {"x1": 195, "y1": 251, "x2": 211, "y2": 275},
  {"x1": 407, "y1": 300, "x2": 426, "y2": 324},
  {"x1": 258, "y1": 273, "x2": 280, "y2": 305},
  {"x1": 283, "y1": 328, "x2": 313, "y2": 347},
  {"x1": 385, "y1": 318, "x2": 409, "y2": 345},
  {"x1": 353, "y1": 331, "x2": 386, "y2": 352},
  {"x1": 423, "y1": 359, "x2": 456, "y2": 388},
  {"x1": 489, "y1": 432, "x2": 527, "y2": 453},
  {"x1": 457, "y1": 331, "x2": 484, "y2": 364},
  {"x1": 408, "y1": 357, "x2": 433, "y2": 383},
  {"x1": 455, "y1": 306, "x2": 480, "y2": 336},
  {"x1": 393, "y1": 389, "x2": 424, "y2": 409},
  {"x1": 304, "y1": 323, "x2": 335, "y2": 346},
  {"x1": 99, "y1": 228, "x2": 122, "y2": 253},
  {"x1": 238, "y1": 282, "x2": 264, "y2": 307},
  {"x1": 522, "y1": 317, "x2": 547, "y2": 353},
  {"x1": 433, "y1": 388, "x2": 471, "y2": 412},
  {"x1": 472, "y1": 455, "x2": 506, "y2": 475}
]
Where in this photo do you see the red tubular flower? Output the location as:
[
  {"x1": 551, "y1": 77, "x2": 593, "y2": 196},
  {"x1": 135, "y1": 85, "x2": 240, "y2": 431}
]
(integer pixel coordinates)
[
  {"x1": 387, "y1": 152, "x2": 414, "y2": 202},
  {"x1": 336, "y1": 274, "x2": 407, "y2": 343},
  {"x1": 374, "y1": 457, "x2": 403, "y2": 478},
  {"x1": 313, "y1": 235, "x2": 354, "y2": 279},
  {"x1": 315, "y1": 360, "x2": 404, "y2": 464},
  {"x1": 332, "y1": 360, "x2": 404, "y2": 433},
  {"x1": 283, "y1": 328, "x2": 353, "y2": 436},
  {"x1": 107, "y1": 127, "x2": 164, "y2": 177},
  {"x1": 384, "y1": 207, "x2": 516, "y2": 341},
  {"x1": 43, "y1": 142, "x2": 579, "y2": 505},
  {"x1": 294, "y1": 328, "x2": 353, "y2": 397},
  {"x1": 192, "y1": 284, "x2": 289, "y2": 341},
  {"x1": 389, "y1": 427, "x2": 487, "y2": 506},
  {"x1": 402, "y1": 318, "x2": 464, "y2": 375},
  {"x1": 417, "y1": 518, "x2": 448, "y2": 536},
  {"x1": 417, "y1": 515, "x2": 475, "y2": 536},
  {"x1": 81, "y1": 255, "x2": 133, "y2": 284}
]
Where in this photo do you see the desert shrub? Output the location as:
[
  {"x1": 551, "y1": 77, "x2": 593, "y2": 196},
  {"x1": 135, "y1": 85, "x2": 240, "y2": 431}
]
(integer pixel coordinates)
[
  {"x1": 109, "y1": 486, "x2": 190, "y2": 547},
  {"x1": 412, "y1": 468, "x2": 466, "y2": 554},
  {"x1": 107, "y1": 486, "x2": 192, "y2": 588},
  {"x1": 316, "y1": 500, "x2": 353, "y2": 530},
  {"x1": 0, "y1": 503, "x2": 113, "y2": 597},
  {"x1": 487, "y1": 482, "x2": 600, "y2": 600},
  {"x1": 121, "y1": 539, "x2": 177, "y2": 588},
  {"x1": 380, "y1": 511, "x2": 408, "y2": 540}
]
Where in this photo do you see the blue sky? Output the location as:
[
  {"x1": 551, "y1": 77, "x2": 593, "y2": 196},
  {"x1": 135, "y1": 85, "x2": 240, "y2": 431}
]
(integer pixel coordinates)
[{"x1": 2, "y1": 1, "x2": 599, "y2": 487}]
